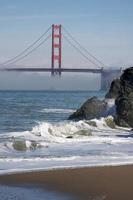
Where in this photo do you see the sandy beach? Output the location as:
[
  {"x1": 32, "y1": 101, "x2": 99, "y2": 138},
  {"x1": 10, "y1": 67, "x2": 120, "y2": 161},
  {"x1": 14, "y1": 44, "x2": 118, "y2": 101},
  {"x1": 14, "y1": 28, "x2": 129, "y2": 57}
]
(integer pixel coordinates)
[{"x1": 0, "y1": 165, "x2": 133, "y2": 200}]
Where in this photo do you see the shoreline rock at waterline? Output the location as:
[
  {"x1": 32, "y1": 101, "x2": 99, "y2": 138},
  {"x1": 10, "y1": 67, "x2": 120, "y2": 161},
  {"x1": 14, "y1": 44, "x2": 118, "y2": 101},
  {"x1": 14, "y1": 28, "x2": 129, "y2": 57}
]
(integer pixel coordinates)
[
  {"x1": 69, "y1": 67, "x2": 133, "y2": 128},
  {"x1": 68, "y1": 97, "x2": 107, "y2": 120}
]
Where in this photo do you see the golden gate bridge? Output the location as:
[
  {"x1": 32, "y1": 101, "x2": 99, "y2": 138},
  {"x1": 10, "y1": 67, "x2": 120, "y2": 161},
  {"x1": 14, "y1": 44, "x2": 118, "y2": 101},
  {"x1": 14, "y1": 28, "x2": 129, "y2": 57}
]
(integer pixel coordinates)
[{"x1": 0, "y1": 24, "x2": 122, "y2": 89}]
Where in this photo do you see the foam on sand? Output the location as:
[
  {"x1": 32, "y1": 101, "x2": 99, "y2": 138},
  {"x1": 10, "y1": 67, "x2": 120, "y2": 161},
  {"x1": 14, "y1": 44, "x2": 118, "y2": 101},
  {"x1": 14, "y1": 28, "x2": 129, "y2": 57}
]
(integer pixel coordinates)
[{"x1": 0, "y1": 185, "x2": 73, "y2": 200}]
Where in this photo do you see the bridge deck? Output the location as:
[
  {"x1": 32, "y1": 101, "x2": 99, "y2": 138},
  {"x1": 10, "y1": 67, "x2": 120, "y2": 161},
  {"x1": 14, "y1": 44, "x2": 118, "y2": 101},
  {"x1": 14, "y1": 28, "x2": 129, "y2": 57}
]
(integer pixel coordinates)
[{"x1": 2, "y1": 68, "x2": 103, "y2": 73}]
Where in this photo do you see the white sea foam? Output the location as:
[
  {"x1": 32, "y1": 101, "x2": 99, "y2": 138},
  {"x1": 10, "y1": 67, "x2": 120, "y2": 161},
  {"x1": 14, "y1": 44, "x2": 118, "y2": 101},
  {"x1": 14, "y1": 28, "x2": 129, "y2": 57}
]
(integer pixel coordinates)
[
  {"x1": 0, "y1": 117, "x2": 131, "y2": 151},
  {"x1": 40, "y1": 108, "x2": 76, "y2": 113},
  {"x1": 0, "y1": 117, "x2": 133, "y2": 174},
  {"x1": 105, "y1": 98, "x2": 115, "y2": 107},
  {"x1": 104, "y1": 98, "x2": 116, "y2": 116}
]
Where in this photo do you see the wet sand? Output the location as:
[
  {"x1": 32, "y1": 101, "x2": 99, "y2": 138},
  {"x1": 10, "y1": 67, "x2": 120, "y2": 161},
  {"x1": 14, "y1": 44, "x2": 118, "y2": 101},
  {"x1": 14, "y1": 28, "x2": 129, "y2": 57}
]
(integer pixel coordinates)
[{"x1": 0, "y1": 165, "x2": 133, "y2": 200}]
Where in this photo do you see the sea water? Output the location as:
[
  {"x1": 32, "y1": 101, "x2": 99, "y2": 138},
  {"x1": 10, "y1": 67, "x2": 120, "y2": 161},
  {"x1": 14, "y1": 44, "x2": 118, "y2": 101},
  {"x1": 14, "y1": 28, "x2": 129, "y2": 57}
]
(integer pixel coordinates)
[
  {"x1": 0, "y1": 90, "x2": 133, "y2": 174},
  {"x1": 0, "y1": 90, "x2": 133, "y2": 199},
  {"x1": 0, "y1": 185, "x2": 75, "y2": 200}
]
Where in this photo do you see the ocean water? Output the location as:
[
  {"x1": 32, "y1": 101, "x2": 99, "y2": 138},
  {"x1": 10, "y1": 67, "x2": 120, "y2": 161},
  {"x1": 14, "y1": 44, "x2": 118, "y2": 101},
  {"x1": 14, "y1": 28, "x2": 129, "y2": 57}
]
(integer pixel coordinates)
[{"x1": 0, "y1": 90, "x2": 133, "y2": 175}]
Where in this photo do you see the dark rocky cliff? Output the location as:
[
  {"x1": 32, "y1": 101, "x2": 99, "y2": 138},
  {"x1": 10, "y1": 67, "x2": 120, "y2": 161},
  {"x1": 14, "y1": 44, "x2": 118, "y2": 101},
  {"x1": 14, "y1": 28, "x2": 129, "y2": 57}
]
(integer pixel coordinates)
[
  {"x1": 114, "y1": 67, "x2": 133, "y2": 127},
  {"x1": 105, "y1": 78, "x2": 121, "y2": 99},
  {"x1": 69, "y1": 67, "x2": 133, "y2": 128}
]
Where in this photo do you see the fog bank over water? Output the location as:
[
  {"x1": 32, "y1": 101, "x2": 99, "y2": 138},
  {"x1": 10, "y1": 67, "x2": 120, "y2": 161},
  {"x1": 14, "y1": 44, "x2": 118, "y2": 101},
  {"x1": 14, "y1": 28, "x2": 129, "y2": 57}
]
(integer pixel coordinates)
[{"x1": 0, "y1": 72, "x2": 101, "y2": 90}]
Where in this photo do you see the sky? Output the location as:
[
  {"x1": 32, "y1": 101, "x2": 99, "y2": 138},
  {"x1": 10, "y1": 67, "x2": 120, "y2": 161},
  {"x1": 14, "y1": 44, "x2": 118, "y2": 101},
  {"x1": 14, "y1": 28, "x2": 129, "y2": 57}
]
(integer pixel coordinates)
[{"x1": 0, "y1": 0, "x2": 133, "y2": 90}]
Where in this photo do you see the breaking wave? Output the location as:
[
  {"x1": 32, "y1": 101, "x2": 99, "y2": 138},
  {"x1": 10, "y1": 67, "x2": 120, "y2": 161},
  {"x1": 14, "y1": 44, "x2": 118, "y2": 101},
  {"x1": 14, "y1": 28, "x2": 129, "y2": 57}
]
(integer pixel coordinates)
[
  {"x1": 0, "y1": 116, "x2": 133, "y2": 174},
  {"x1": 0, "y1": 116, "x2": 131, "y2": 154}
]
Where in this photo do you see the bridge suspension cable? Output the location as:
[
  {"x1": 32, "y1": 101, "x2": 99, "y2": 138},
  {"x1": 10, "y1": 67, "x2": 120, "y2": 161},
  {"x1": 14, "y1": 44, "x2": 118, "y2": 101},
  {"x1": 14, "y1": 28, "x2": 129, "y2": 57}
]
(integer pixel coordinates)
[
  {"x1": 62, "y1": 26, "x2": 106, "y2": 68},
  {"x1": 63, "y1": 34, "x2": 101, "y2": 68},
  {"x1": 3, "y1": 34, "x2": 51, "y2": 67},
  {"x1": 0, "y1": 26, "x2": 51, "y2": 66}
]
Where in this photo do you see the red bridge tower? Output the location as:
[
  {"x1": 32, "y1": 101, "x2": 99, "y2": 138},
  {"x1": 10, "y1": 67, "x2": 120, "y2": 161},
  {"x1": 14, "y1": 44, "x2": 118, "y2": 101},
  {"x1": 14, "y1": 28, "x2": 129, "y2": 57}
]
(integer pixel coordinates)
[{"x1": 51, "y1": 24, "x2": 62, "y2": 76}]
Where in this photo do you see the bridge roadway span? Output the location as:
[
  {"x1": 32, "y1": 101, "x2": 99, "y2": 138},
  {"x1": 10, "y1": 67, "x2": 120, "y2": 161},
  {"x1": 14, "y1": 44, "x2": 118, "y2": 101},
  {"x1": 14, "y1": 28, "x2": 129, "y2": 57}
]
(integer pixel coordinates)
[{"x1": 3, "y1": 68, "x2": 103, "y2": 73}]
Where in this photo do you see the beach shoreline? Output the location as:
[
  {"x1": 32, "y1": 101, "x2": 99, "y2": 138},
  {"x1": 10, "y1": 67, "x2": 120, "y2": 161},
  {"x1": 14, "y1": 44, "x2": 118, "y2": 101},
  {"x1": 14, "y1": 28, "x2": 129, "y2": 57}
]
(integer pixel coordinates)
[{"x1": 0, "y1": 165, "x2": 133, "y2": 200}]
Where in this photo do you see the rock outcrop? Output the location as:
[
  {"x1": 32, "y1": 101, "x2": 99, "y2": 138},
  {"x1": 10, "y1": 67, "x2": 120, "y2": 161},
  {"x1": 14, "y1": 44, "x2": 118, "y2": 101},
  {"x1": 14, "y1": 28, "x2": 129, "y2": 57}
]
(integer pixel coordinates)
[
  {"x1": 68, "y1": 67, "x2": 133, "y2": 128},
  {"x1": 105, "y1": 78, "x2": 121, "y2": 99},
  {"x1": 68, "y1": 97, "x2": 107, "y2": 120},
  {"x1": 115, "y1": 67, "x2": 133, "y2": 127}
]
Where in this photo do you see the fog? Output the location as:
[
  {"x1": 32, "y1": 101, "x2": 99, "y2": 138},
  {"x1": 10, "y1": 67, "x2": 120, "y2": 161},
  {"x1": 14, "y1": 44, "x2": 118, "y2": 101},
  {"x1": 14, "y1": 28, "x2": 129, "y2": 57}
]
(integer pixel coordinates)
[{"x1": 0, "y1": 72, "x2": 101, "y2": 91}]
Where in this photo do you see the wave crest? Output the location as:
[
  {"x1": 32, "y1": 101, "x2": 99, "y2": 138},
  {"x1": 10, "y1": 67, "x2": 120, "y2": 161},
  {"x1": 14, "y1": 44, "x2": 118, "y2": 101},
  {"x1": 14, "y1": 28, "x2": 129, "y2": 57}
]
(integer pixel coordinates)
[{"x1": 40, "y1": 108, "x2": 76, "y2": 114}]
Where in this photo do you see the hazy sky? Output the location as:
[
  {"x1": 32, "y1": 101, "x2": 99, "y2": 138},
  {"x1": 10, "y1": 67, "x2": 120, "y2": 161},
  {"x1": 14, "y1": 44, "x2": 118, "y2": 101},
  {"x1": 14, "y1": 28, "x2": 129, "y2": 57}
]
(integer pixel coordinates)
[{"x1": 0, "y1": 0, "x2": 132, "y2": 90}]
